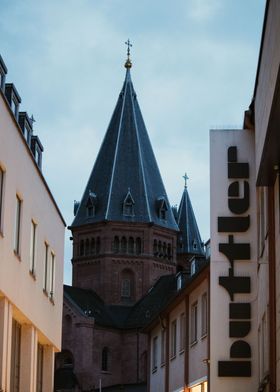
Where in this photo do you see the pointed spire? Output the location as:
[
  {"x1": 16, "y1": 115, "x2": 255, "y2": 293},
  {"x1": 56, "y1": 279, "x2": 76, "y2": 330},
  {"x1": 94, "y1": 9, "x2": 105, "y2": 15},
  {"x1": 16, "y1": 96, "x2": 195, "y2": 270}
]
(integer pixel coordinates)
[
  {"x1": 177, "y1": 177, "x2": 204, "y2": 256},
  {"x1": 71, "y1": 55, "x2": 178, "y2": 232}
]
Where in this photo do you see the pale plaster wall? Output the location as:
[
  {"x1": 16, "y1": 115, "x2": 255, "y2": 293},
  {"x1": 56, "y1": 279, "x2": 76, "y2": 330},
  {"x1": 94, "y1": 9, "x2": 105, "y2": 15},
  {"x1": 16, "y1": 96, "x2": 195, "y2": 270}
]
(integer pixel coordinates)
[
  {"x1": 188, "y1": 279, "x2": 208, "y2": 386},
  {"x1": 255, "y1": 0, "x2": 280, "y2": 175},
  {"x1": 0, "y1": 91, "x2": 65, "y2": 349},
  {"x1": 169, "y1": 302, "x2": 185, "y2": 392},
  {"x1": 150, "y1": 324, "x2": 165, "y2": 392}
]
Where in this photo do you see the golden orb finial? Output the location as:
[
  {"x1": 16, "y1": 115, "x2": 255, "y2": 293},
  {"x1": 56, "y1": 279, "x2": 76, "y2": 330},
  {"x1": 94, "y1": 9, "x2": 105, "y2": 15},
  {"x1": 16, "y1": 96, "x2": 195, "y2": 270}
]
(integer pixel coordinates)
[{"x1": 124, "y1": 39, "x2": 132, "y2": 69}]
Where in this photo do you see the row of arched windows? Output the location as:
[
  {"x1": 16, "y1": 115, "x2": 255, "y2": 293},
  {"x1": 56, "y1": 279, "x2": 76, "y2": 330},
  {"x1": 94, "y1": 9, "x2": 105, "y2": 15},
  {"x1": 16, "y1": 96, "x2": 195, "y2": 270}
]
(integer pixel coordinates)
[
  {"x1": 79, "y1": 237, "x2": 101, "y2": 256},
  {"x1": 113, "y1": 236, "x2": 142, "y2": 255},
  {"x1": 153, "y1": 239, "x2": 172, "y2": 260}
]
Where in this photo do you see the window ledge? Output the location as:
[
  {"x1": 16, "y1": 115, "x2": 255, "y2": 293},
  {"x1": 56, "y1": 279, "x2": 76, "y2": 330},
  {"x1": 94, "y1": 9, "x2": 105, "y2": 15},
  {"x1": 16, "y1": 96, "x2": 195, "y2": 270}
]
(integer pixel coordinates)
[
  {"x1": 43, "y1": 288, "x2": 48, "y2": 297},
  {"x1": 190, "y1": 340, "x2": 198, "y2": 347},
  {"x1": 152, "y1": 366, "x2": 157, "y2": 374},
  {"x1": 179, "y1": 349, "x2": 185, "y2": 355},
  {"x1": 29, "y1": 270, "x2": 36, "y2": 280},
  {"x1": 101, "y1": 371, "x2": 112, "y2": 375},
  {"x1": 201, "y1": 333, "x2": 207, "y2": 340},
  {"x1": 160, "y1": 362, "x2": 165, "y2": 368},
  {"x1": 49, "y1": 296, "x2": 55, "y2": 305},
  {"x1": 14, "y1": 250, "x2": 21, "y2": 261},
  {"x1": 170, "y1": 354, "x2": 176, "y2": 361}
]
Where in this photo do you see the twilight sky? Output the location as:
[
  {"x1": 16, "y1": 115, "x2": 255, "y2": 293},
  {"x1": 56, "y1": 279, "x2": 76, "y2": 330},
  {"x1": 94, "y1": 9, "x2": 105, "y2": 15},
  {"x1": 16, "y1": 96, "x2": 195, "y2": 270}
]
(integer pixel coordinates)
[{"x1": 1, "y1": 0, "x2": 265, "y2": 284}]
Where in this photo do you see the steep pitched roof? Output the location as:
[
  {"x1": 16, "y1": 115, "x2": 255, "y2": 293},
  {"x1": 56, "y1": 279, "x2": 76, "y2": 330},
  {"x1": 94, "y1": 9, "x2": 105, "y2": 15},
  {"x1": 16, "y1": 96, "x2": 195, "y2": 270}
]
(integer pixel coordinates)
[
  {"x1": 71, "y1": 68, "x2": 178, "y2": 231},
  {"x1": 177, "y1": 185, "x2": 205, "y2": 256},
  {"x1": 64, "y1": 274, "x2": 177, "y2": 330}
]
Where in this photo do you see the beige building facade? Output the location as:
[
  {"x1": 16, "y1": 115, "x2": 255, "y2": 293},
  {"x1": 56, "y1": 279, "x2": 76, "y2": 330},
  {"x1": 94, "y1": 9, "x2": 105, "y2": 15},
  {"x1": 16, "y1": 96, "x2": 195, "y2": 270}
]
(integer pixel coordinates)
[
  {"x1": 0, "y1": 55, "x2": 65, "y2": 391},
  {"x1": 145, "y1": 260, "x2": 209, "y2": 392}
]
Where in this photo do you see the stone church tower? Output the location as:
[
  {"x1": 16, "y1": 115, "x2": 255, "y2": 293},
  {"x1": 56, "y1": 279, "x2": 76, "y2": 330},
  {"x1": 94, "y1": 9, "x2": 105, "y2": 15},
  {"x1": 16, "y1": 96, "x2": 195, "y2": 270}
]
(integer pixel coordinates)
[{"x1": 54, "y1": 49, "x2": 204, "y2": 392}]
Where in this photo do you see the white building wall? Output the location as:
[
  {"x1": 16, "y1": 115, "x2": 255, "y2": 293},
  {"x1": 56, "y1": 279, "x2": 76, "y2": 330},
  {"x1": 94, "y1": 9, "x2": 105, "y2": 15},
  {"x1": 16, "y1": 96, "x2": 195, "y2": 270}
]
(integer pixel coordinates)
[
  {"x1": 169, "y1": 302, "x2": 185, "y2": 392},
  {"x1": 0, "y1": 76, "x2": 65, "y2": 391},
  {"x1": 188, "y1": 280, "x2": 208, "y2": 386}
]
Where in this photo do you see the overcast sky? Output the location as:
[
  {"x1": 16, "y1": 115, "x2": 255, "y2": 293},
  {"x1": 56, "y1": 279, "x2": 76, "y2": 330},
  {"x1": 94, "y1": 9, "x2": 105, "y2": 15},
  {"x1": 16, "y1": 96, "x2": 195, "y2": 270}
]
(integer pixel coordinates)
[{"x1": 1, "y1": 0, "x2": 265, "y2": 284}]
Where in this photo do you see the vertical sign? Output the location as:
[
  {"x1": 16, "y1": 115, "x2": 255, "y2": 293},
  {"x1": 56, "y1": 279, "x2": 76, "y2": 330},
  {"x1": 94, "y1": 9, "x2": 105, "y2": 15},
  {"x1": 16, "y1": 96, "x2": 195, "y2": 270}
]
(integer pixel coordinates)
[{"x1": 210, "y1": 130, "x2": 258, "y2": 391}]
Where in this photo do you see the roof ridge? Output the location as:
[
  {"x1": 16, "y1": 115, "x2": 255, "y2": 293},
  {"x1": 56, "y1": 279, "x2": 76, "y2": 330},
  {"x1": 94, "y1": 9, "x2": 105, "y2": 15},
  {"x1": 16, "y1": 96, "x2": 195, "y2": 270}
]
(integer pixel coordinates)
[{"x1": 105, "y1": 73, "x2": 129, "y2": 220}]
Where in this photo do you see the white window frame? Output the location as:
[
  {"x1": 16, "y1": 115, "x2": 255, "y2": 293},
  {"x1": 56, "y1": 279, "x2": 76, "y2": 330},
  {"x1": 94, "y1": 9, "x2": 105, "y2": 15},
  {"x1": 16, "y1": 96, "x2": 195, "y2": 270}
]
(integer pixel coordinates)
[
  {"x1": 152, "y1": 336, "x2": 158, "y2": 371},
  {"x1": 0, "y1": 167, "x2": 5, "y2": 233},
  {"x1": 170, "y1": 320, "x2": 177, "y2": 358},
  {"x1": 43, "y1": 242, "x2": 49, "y2": 292},
  {"x1": 14, "y1": 195, "x2": 22, "y2": 256},
  {"x1": 50, "y1": 252, "x2": 55, "y2": 300},
  {"x1": 201, "y1": 293, "x2": 208, "y2": 337},
  {"x1": 160, "y1": 329, "x2": 166, "y2": 365},
  {"x1": 30, "y1": 220, "x2": 37, "y2": 276},
  {"x1": 190, "y1": 302, "x2": 198, "y2": 345},
  {"x1": 179, "y1": 313, "x2": 186, "y2": 352}
]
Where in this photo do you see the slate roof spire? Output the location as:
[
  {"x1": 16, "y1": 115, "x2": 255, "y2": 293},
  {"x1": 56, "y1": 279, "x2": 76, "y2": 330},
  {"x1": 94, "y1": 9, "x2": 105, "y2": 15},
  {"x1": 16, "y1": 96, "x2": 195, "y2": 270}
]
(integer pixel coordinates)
[
  {"x1": 71, "y1": 54, "x2": 178, "y2": 231},
  {"x1": 177, "y1": 175, "x2": 204, "y2": 256}
]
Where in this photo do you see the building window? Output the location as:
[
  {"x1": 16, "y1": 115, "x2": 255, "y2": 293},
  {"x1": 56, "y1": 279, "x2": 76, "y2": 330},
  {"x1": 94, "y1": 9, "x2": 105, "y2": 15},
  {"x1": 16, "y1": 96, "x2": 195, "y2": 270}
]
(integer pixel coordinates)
[
  {"x1": 0, "y1": 167, "x2": 4, "y2": 232},
  {"x1": 10, "y1": 319, "x2": 21, "y2": 392},
  {"x1": 30, "y1": 220, "x2": 37, "y2": 275},
  {"x1": 25, "y1": 123, "x2": 32, "y2": 146},
  {"x1": 153, "y1": 239, "x2": 158, "y2": 256},
  {"x1": 79, "y1": 239, "x2": 84, "y2": 256},
  {"x1": 171, "y1": 320, "x2": 177, "y2": 358},
  {"x1": 161, "y1": 329, "x2": 166, "y2": 365},
  {"x1": 258, "y1": 187, "x2": 266, "y2": 257},
  {"x1": 85, "y1": 238, "x2": 90, "y2": 255},
  {"x1": 36, "y1": 344, "x2": 44, "y2": 392},
  {"x1": 90, "y1": 238, "x2": 95, "y2": 254},
  {"x1": 96, "y1": 237, "x2": 101, "y2": 254},
  {"x1": 113, "y1": 236, "x2": 119, "y2": 253},
  {"x1": 121, "y1": 236, "x2": 127, "y2": 253},
  {"x1": 123, "y1": 189, "x2": 135, "y2": 216},
  {"x1": 50, "y1": 252, "x2": 55, "y2": 300},
  {"x1": 152, "y1": 336, "x2": 158, "y2": 371},
  {"x1": 11, "y1": 96, "x2": 19, "y2": 119},
  {"x1": 14, "y1": 195, "x2": 22, "y2": 255},
  {"x1": 201, "y1": 293, "x2": 208, "y2": 337},
  {"x1": 121, "y1": 279, "x2": 131, "y2": 298},
  {"x1": 128, "y1": 237, "x2": 134, "y2": 254},
  {"x1": 179, "y1": 313, "x2": 186, "y2": 352},
  {"x1": 101, "y1": 347, "x2": 109, "y2": 372},
  {"x1": 43, "y1": 243, "x2": 49, "y2": 292},
  {"x1": 135, "y1": 237, "x2": 141, "y2": 255},
  {"x1": 191, "y1": 302, "x2": 198, "y2": 344},
  {"x1": 191, "y1": 259, "x2": 196, "y2": 276}
]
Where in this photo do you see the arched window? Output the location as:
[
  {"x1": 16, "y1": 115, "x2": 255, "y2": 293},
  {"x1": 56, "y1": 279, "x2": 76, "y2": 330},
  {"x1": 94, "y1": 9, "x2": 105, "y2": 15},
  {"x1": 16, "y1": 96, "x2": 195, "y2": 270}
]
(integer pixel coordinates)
[
  {"x1": 85, "y1": 239, "x2": 90, "y2": 255},
  {"x1": 101, "y1": 347, "x2": 109, "y2": 372},
  {"x1": 121, "y1": 279, "x2": 131, "y2": 298},
  {"x1": 79, "y1": 240, "x2": 84, "y2": 256},
  {"x1": 158, "y1": 241, "x2": 162, "y2": 257},
  {"x1": 113, "y1": 236, "x2": 119, "y2": 253},
  {"x1": 96, "y1": 237, "x2": 101, "y2": 254},
  {"x1": 163, "y1": 242, "x2": 167, "y2": 258},
  {"x1": 121, "y1": 269, "x2": 134, "y2": 301},
  {"x1": 121, "y1": 237, "x2": 127, "y2": 253},
  {"x1": 153, "y1": 239, "x2": 158, "y2": 256},
  {"x1": 167, "y1": 244, "x2": 172, "y2": 260},
  {"x1": 128, "y1": 237, "x2": 134, "y2": 254},
  {"x1": 90, "y1": 238, "x2": 95, "y2": 254},
  {"x1": 135, "y1": 237, "x2": 141, "y2": 255}
]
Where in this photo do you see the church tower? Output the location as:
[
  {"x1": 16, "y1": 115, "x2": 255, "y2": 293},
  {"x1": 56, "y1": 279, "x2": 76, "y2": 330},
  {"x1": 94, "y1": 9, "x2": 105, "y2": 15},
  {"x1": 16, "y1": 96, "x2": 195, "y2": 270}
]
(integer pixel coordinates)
[
  {"x1": 176, "y1": 174, "x2": 205, "y2": 270},
  {"x1": 69, "y1": 47, "x2": 178, "y2": 305}
]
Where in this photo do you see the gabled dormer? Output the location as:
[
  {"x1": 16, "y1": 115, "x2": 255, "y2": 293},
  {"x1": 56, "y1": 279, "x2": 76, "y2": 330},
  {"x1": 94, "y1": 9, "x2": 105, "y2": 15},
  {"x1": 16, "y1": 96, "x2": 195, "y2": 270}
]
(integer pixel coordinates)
[
  {"x1": 5, "y1": 83, "x2": 21, "y2": 120},
  {"x1": 31, "y1": 135, "x2": 44, "y2": 169},
  {"x1": 123, "y1": 189, "x2": 135, "y2": 216},
  {"x1": 86, "y1": 191, "x2": 97, "y2": 218},
  {"x1": 156, "y1": 197, "x2": 168, "y2": 220},
  {"x1": 0, "y1": 55, "x2": 7, "y2": 92},
  {"x1": 18, "y1": 112, "x2": 33, "y2": 146}
]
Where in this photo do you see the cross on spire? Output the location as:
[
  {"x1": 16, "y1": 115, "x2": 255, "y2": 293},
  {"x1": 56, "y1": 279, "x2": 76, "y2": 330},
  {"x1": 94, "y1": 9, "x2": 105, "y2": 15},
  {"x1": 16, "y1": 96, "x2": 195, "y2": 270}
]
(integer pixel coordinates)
[
  {"x1": 183, "y1": 173, "x2": 189, "y2": 188},
  {"x1": 125, "y1": 39, "x2": 132, "y2": 57}
]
